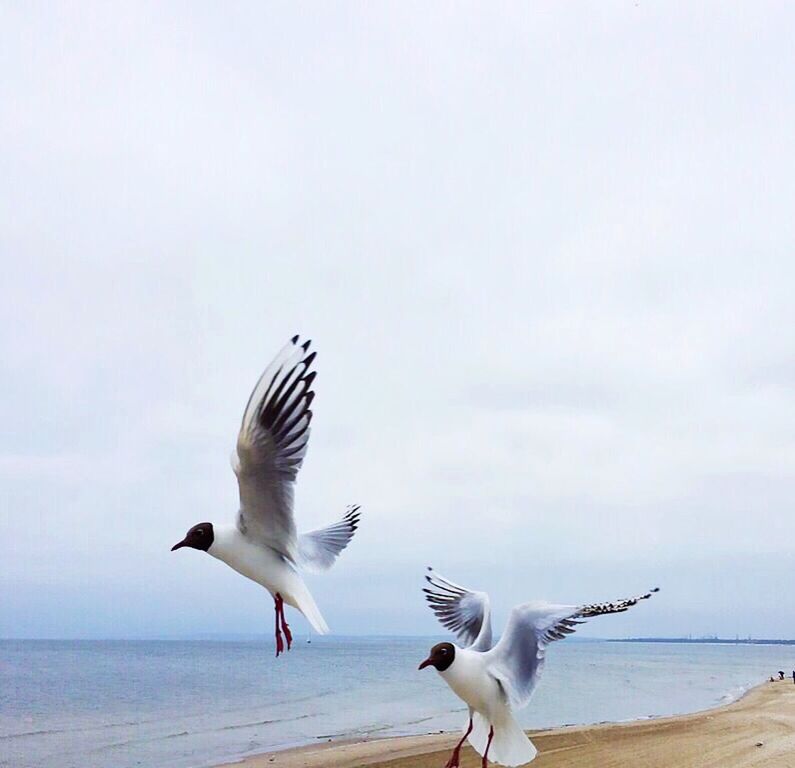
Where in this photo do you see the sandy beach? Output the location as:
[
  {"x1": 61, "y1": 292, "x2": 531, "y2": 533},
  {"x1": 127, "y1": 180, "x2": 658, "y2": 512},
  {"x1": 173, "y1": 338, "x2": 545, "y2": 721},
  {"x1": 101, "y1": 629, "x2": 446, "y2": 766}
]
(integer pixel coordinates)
[{"x1": 222, "y1": 679, "x2": 795, "y2": 768}]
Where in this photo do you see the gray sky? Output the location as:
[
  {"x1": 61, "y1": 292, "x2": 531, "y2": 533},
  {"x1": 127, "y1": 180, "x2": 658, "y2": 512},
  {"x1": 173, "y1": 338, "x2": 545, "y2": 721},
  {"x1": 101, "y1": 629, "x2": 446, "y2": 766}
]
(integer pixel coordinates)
[{"x1": 2, "y1": 2, "x2": 794, "y2": 640}]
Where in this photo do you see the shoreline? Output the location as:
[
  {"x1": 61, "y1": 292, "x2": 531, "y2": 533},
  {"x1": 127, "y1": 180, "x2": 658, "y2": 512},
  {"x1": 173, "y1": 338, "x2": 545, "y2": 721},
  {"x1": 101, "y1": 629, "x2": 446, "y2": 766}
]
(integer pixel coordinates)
[{"x1": 218, "y1": 679, "x2": 795, "y2": 768}]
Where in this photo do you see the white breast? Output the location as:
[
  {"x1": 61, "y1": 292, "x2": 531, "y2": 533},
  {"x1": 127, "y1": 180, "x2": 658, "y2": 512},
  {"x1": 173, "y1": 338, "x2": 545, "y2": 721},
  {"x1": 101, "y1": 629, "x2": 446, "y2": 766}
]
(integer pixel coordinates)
[
  {"x1": 439, "y1": 648, "x2": 506, "y2": 718},
  {"x1": 208, "y1": 525, "x2": 289, "y2": 594}
]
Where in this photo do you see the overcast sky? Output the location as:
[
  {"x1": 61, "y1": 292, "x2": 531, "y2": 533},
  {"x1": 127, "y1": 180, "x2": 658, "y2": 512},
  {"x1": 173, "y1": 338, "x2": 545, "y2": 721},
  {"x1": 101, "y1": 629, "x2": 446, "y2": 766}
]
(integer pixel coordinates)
[{"x1": 2, "y1": 2, "x2": 793, "y2": 641}]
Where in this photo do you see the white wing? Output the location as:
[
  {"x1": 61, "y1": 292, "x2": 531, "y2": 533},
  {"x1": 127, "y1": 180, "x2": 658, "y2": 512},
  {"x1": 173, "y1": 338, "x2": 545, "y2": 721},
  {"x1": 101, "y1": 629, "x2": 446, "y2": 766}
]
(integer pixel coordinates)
[
  {"x1": 423, "y1": 568, "x2": 493, "y2": 651},
  {"x1": 298, "y1": 505, "x2": 361, "y2": 573},
  {"x1": 486, "y1": 588, "x2": 659, "y2": 710},
  {"x1": 234, "y1": 335, "x2": 316, "y2": 561}
]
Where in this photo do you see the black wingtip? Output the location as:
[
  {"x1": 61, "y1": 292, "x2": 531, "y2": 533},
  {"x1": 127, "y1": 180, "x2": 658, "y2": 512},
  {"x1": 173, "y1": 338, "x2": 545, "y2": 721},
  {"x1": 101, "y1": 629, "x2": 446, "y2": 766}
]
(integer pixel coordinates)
[
  {"x1": 291, "y1": 334, "x2": 299, "y2": 344},
  {"x1": 650, "y1": 587, "x2": 660, "y2": 593},
  {"x1": 303, "y1": 350, "x2": 317, "y2": 368},
  {"x1": 301, "y1": 339, "x2": 312, "y2": 352},
  {"x1": 345, "y1": 505, "x2": 361, "y2": 528},
  {"x1": 346, "y1": 504, "x2": 361, "y2": 519}
]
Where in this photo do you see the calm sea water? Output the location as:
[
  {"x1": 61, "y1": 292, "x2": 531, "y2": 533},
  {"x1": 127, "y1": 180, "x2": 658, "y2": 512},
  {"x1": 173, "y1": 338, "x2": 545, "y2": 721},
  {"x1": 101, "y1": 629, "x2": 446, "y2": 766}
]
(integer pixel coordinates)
[{"x1": 1, "y1": 637, "x2": 791, "y2": 768}]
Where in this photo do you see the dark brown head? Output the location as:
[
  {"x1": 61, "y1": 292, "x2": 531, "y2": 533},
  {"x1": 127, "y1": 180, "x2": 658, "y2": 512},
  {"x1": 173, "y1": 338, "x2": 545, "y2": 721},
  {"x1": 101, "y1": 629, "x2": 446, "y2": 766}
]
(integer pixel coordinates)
[
  {"x1": 171, "y1": 523, "x2": 214, "y2": 552},
  {"x1": 418, "y1": 642, "x2": 456, "y2": 672}
]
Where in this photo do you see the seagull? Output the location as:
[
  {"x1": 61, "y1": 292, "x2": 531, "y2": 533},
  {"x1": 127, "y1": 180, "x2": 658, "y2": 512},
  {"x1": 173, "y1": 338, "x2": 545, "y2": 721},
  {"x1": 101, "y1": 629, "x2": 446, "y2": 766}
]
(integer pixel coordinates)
[
  {"x1": 419, "y1": 568, "x2": 659, "y2": 767},
  {"x1": 171, "y1": 336, "x2": 361, "y2": 656}
]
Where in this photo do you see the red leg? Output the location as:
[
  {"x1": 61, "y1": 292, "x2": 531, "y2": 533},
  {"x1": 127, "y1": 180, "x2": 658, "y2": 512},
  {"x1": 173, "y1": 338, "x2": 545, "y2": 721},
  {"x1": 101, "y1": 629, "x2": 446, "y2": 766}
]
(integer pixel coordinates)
[
  {"x1": 445, "y1": 717, "x2": 473, "y2": 768},
  {"x1": 274, "y1": 595, "x2": 284, "y2": 657},
  {"x1": 481, "y1": 725, "x2": 494, "y2": 768},
  {"x1": 276, "y1": 593, "x2": 293, "y2": 650}
]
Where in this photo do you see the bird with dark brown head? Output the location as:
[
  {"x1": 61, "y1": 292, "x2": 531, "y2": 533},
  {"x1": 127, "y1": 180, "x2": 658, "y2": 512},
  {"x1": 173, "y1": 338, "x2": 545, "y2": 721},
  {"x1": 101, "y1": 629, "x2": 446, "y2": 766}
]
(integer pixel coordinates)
[
  {"x1": 418, "y1": 641, "x2": 456, "y2": 672},
  {"x1": 171, "y1": 522, "x2": 215, "y2": 552},
  {"x1": 168, "y1": 336, "x2": 364, "y2": 660}
]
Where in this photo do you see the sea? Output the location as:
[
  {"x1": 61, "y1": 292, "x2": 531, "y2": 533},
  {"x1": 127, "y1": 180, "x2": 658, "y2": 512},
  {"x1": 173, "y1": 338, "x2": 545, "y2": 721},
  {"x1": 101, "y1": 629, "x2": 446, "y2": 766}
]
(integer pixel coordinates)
[{"x1": 1, "y1": 637, "x2": 792, "y2": 768}]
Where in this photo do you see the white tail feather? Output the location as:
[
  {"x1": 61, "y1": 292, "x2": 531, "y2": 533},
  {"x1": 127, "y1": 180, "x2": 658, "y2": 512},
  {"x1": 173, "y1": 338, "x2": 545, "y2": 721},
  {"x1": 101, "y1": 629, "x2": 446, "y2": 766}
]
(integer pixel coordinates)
[
  {"x1": 288, "y1": 580, "x2": 330, "y2": 635},
  {"x1": 468, "y1": 710, "x2": 537, "y2": 767}
]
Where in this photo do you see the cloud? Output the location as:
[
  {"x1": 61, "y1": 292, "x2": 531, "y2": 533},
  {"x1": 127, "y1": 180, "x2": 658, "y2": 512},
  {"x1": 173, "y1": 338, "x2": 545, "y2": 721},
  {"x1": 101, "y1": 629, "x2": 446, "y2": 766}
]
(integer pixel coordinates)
[{"x1": 1, "y1": 2, "x2": 793, "y2": 639}]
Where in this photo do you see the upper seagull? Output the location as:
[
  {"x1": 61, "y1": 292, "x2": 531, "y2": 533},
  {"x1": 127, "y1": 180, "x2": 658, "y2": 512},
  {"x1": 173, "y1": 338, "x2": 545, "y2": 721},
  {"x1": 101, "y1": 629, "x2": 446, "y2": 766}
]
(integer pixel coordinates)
[
  {"x1": 419, "y1": 568, "x2": 659, "y2": 767},
  {"x1": 172, "y1": 336, "x2": 361, "y2": 656}
]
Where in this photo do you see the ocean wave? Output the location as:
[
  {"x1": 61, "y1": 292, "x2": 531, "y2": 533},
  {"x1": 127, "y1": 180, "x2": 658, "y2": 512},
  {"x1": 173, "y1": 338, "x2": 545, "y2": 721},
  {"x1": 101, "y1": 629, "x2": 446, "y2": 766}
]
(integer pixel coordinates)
[
  {"x1": 218, "y1": 713, "x2": 312, "y2": 731},
  {"x1": 717, "y1": 683, "x2": 753, "y2": 705},
  {"x1": 0, "y1": 727, "x2": 70, "y2": 740}
]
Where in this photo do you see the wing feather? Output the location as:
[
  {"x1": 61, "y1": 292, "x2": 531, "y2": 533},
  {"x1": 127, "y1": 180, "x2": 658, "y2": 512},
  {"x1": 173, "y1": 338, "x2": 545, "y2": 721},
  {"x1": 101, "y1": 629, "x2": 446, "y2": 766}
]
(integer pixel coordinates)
[
  {"x1": 297, "y1": 505, "x2": 362, "y2": 573},
  {"x1": 423, "y1": 568, "x2": 493, "y2": 651},
  {"x1": 487, "y1": 588, "x2": 659, "y2": 710},
  {"x1": 234, "y1": 336, "x2": 317, "y2": 560}
]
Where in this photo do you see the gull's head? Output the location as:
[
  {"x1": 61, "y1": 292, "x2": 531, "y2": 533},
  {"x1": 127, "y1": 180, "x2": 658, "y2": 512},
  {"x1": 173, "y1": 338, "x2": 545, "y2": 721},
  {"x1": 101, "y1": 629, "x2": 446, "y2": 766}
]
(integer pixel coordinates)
[
  {"x1": 419, "y1": 642, "x2": 455, "y2": 672},
  {"x1": 171, "y1": 522, "x2": 214, "y2": 553}
]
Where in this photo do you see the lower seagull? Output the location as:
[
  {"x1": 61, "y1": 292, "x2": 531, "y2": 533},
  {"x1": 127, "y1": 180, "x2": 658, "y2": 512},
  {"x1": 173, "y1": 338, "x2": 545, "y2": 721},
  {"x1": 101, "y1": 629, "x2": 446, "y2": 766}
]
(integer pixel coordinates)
[{"x1": 418, "y1": 568, "x2": 659, "y2": 767}]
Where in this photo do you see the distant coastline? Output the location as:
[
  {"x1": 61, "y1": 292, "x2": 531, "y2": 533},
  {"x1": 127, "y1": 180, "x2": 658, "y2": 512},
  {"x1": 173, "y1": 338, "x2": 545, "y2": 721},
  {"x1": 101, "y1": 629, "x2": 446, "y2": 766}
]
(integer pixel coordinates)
[{"x1": 610, "y1": 637, "x2": 795, "y2": 645}]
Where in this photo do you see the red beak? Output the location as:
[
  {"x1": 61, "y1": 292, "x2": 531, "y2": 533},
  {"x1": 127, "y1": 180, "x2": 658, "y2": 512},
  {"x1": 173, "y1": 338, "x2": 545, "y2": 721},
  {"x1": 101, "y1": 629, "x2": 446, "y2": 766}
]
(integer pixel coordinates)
[{"x1": 418, "y1": 657, "x2": 433, "y2": 670}]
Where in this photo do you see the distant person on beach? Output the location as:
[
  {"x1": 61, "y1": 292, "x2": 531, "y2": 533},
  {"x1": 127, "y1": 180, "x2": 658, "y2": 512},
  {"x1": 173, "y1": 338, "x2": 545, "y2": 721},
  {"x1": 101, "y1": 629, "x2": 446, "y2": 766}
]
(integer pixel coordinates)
[
  {"x1": 779, "y1": 671, "x2": 785, "y2": 680},
  {"x1": 792, "y1": 670, "x2": 794, "y2": 684}
]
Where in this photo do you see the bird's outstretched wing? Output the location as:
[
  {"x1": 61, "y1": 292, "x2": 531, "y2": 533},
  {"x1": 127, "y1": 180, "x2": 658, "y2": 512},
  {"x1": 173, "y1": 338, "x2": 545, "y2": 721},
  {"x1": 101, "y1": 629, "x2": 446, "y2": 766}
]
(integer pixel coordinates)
[
  {"x1": 486, "y1": 588, "x2": 659, "y2": 709},
  {"x1": 298, "y1": 505, "x2": 362, "y2": 573},
  {"x1": 423, "y1": 568, "x2": 493, "y2": 651},
  {"x1": 234, "y1": 335, "x2": 316, "y2": 561}
]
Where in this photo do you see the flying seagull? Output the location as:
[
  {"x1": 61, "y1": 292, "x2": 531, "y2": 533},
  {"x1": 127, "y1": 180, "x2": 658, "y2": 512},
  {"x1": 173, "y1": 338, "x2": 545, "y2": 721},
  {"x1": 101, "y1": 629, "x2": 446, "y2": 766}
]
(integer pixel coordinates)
[
  {"x1": 419, "y1": 568, "x2": 659, "y2": 767},
  {"x1": 172, "y1": 336, "x2": 361, "y2": 656}
]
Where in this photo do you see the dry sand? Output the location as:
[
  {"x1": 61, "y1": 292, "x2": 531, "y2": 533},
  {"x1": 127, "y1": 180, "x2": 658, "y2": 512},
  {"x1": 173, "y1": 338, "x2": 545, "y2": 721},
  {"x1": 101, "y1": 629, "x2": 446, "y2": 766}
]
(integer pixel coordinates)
[{"x1": 220, "y1": 679, "x2": 795, "y2": 768}]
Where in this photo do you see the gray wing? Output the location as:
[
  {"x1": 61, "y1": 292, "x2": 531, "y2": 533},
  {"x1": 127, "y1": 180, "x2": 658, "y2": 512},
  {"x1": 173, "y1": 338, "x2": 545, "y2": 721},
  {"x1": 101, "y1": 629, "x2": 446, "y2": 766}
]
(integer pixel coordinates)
[
  {"x1": 297, "y1": 505, "x2": 361, "y2": 573},
  {"x1": 423, "y1": 568, "x2": 493, "y2": 651},
  {"x1": 234, "y1": 335, "x2": 316, "y2": 561},
  {"x1": 486, "y1": 588, "x2": 659, "y2": 710}
]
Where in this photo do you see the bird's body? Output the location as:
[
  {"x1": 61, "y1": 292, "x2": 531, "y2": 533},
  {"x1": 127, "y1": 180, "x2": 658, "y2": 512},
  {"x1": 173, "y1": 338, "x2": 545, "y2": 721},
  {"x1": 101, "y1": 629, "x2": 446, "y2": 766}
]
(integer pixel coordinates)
[
  {"x1": 419, "y1": 569, "x2": 658, "y2": 767},
  {"x1": 207, "y1": 525, "x2": 328, "y2": 633},
  {"x1": 439, "y1": 647, "x2": 502, "y2": 718},
  {"x1": 172, "y1": 336, "x2": 360, "y2": 653}
]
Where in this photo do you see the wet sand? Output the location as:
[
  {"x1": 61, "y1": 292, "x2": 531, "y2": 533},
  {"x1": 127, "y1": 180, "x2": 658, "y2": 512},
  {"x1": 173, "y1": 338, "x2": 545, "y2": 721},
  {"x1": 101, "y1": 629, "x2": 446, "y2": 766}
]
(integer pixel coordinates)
[{"x1": 220, "y1": 679, "x2": 795, "y2": 768}]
